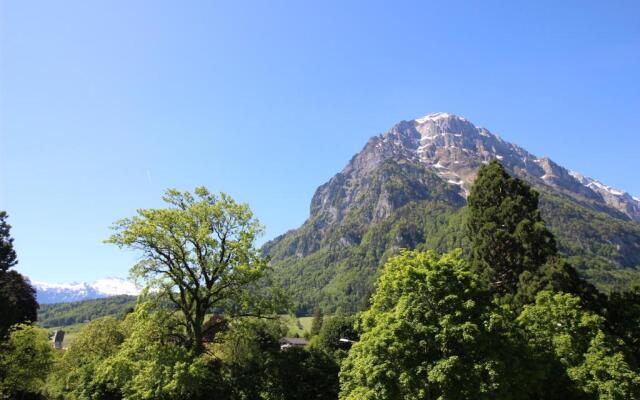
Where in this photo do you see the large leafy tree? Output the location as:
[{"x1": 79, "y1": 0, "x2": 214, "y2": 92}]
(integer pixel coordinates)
[
  {"x1": 465, "y1": 160, "x2": 557, "y2": 295},
  {"x1": 339, "y1": 250, "x2": 520, "y2": 400},
  {"x1": 107, "y1": 187, "x2": 279, "y2": 354},
  {"x1": 0, "y1": 324, "x2": 54, "y2": 399},
  {"x1": 0, "y1": 211, "x2": 38, "y2": 338},
  {"x1": 518, "y1": 291, "x2": 640, "y2": 399}
]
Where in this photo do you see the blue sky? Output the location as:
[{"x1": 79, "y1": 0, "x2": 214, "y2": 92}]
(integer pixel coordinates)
[{"x1": 1, "y1": 0, "x2": 639, "y2": 283}]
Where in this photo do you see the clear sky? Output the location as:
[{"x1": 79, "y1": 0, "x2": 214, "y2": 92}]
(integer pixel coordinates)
[{"x1": 1, "y1": 0, "x2": 639, "y2": 283}]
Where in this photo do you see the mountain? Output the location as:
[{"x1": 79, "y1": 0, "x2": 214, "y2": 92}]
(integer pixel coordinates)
[
  {"x1": 264, "y1": 112, "x2": 640, "y2": 314},
  {"x1": 32, "y1": 277, "x2": 141, "y2": 304}
]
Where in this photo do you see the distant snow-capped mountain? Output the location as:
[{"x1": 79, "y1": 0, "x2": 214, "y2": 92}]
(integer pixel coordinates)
[{"x1": 32, "y1": 277, "x2": 141, "y2": 304}]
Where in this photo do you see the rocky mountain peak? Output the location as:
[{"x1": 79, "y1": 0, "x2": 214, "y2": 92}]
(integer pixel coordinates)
[{"x1": 326, "y1": 113, "x2": 640, "y2": 222}]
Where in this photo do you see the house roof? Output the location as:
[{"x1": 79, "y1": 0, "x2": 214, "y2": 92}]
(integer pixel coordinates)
[{"x1": 280, "y1": 337, "x2": 308, "y2": 345}]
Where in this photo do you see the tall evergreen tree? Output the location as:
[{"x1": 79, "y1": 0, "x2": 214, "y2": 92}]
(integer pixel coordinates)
[
  {"x1": 465, "y1": 160, "x2": 556, "y2": 295},
  {"x1": 0, "y1": 212, "x2": 18, "y2": 273},
  {"x1": 0, "y1": 211, "x2": 38, "y2": 338}
]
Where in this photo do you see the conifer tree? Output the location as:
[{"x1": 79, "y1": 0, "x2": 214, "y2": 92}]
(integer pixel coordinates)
[
  {"x1": 465, "y1": 160, "x2": 556, "y2": 295},
  {"x1": 310, "y1": 307, "x2": 324, "y2": 337},
  {"x1": 0, "y1": 211, "x2": 18, "y2": 273},
  {"x1": 0, "y1": 211, "x2": 38, "y2": 338}
]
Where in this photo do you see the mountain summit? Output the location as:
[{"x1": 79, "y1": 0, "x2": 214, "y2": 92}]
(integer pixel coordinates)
[
  {"x1": 377, "y1": 112, "x2": 638, "y2": 218},
  {"x1": 264, "y1": 113, "x2": 640, "y2": 313}
]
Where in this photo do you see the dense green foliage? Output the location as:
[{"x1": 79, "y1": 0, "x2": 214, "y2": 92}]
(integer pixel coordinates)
[
  {"x1": 518, "y1": 291, "x2": 640, "y2": 399},
  {"x1": 339, "y1": 249, "x2": 640, "y2": 400},
  {"x1": 0, "y1": 324, "x2": 54, "y2": 399},
  {"x1": 38, "y1": 296, "x2": 137, "y2": 328},
  {"x1": 42, "y1": 305, "x2": 340, "y2": 400},
  {"x1": 339, "y1": 250, "x2": 519, "y2": 399}
]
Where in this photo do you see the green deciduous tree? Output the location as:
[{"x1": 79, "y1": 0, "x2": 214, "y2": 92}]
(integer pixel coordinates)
[
  {"x1": 518, "y1": 291, "x2": 640, "y2": 400},
  {"x1": 106, "y1": 187, "x2": 282, "y2": 355},
  {"x1": 339, "y1": 250, "x2": 518, "y2": 400},
  {"x1": 93, "y1": 303, "x2": 219, "y2": 400},
  {"x1": 465, "y1": 161, "x2": 556, "y2": 295},
  {"x1": 45, "y1": 317, "x2": 125, "y2": 400},
  {"x1": 0, "y1": 324, "x2": 53, "y2": 399}
]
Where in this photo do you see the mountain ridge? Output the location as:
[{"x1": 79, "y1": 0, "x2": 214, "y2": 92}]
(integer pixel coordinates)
[{"x1": 31, "y1": 277, "x2": 140, "y2": 304}]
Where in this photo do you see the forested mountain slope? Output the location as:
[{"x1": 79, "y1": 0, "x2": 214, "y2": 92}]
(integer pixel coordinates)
[
  {"x1": 264, "y1": 113, "x2": 640, "y2": 314},
  {"x1": 38, "y1": 295, "x2": 136, "y2": 327}
]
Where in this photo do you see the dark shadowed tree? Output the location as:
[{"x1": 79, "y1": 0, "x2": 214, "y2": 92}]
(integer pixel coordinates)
[
  {"x1": 0, "y1": 271, "x2": 38, "y2": 338},
  {"x1": 310, "y1": 307, "x2": 324, "y2": 337},
  {"x1": 605, "y1": 286, "x2": 640, "y2": 364},
  {"x1": 465, "y1": 160, "x2": 557, "y2": 295},
  {"x1": 0, "y1": 211, "x2": 38, "y2": 338},
  {"x1": 314, "y1": 314, "x2": 358, "y2": 360}
]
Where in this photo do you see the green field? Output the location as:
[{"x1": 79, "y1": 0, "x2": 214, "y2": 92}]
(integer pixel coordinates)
[
  {"x1": 282, "y1": 316, "x2": 315, "y2": 336},
  {"x1": 46, "y1": 322, "x2": 85, "y2": 348}
]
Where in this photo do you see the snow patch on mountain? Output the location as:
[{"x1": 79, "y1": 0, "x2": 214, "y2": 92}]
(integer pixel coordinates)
[
  {"x1": 415, "y1": 112, "x2": 467, "y2": 124},
  {"x1": 32, "y1": 277, "x2": 141, "y2": 304},
  {"x1": 377, "y1": 112, "x2": 640, "y2": 221},
  {"x1": 569, "y1": 171, "x2": 634, "y2": 200}
]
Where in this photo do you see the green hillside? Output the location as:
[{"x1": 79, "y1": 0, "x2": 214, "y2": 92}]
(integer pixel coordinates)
[
  {"x1": 38, "y1": 295, "x2": 137, "y2": 328},
  {"x1": 266, "y1": 163, "x2": 640, "y2": 315}
]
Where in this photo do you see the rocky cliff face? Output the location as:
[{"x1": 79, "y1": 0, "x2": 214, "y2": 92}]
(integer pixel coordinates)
[{"x1": 310, "y1": 112, "x2": 639, "y2": 224}]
